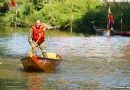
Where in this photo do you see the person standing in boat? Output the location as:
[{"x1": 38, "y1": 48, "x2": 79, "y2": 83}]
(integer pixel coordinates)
[
  {"x1": 107, "y1": 8, "x2": 114, "y2": 32},
  {"x1": 28, "y1": 20, "x2": 46, "y2": 57}
]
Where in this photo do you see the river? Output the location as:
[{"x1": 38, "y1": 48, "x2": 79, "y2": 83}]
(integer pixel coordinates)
[{"x1": 0, "y1": 26, "x2": 130, "y2": 90}]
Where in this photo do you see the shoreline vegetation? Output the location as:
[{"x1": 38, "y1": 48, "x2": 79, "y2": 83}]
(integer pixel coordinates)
[{"x1": 0, "y1": 0, "x2": 130, "y2": 34}]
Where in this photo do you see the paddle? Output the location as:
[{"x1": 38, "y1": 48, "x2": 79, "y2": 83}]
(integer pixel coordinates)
[
  {"x1": 32, "y1": 33, "x2": 43, "y2": 51},
  {"x1": 29, "y1": 32, "x2": 44, "y2": 57}
]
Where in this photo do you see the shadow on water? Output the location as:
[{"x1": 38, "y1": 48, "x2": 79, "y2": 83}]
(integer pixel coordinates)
[{"x1": 0, "y1": 26, "x2": 130, "y2": 90}]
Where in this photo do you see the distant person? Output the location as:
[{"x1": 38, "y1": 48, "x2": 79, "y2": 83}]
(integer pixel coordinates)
[
  {"x1": 11, "y1": 0, "x2": 15, "y2": 7},
  {"x1": 107, "y1": 9, "x2": 114, "y2": 32},
  {"x1": 28, "y1": 20, "x2": 46, "y2": 57}
]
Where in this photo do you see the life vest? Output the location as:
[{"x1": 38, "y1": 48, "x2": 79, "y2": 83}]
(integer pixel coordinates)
[
  {"x1": 109, "y1": 14, "x2": 114, "y2": 23},
  {"x1": 11, "y1": 0, "x2": 15, "y2": 7},
  {"x1": 32, "y1": 23, "x2": 45, "y2": 44}
]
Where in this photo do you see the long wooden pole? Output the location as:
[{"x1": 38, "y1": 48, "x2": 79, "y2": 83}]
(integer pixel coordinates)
[
  {"x1": 121, "y1": 12, "x2": 122, "y2": 33},
  {"x1": 15, "y1": 3, "x2": 17, "y2": 27},
  {"x1": 120, "y1": 5, "x2": 123, "y2": 33},
  {"x1": 70, "y1": 1, "x2": 73, "y2": 33},
  {"x1": 49, "y1": 0, "x2": 51, "y2": 16}
]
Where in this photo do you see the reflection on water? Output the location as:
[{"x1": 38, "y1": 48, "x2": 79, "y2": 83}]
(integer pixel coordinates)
[
  {"x1": 27, "y1": 73, "x2": 43, "y2": 90},
  {"x1": 0, "y1": 26, "x2": 130, "y2": 90}
]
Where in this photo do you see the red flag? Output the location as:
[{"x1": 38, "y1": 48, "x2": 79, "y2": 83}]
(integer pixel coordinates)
[{"x1": 11, "y1": 0, "x2": 15, "y2": 7}]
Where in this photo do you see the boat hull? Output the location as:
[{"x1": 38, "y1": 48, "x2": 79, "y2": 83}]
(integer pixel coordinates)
[
  {"x1": 111, "y1": 31, "x2": 130, "y2": 36},
  {"x1": 21, "y1": 55, "x2": 61, "y2": 72}
]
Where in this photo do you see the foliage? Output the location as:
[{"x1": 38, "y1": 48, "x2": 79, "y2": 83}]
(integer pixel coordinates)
[{"x1": 0, "y1": 0, "x2": 130, "y2": 33}]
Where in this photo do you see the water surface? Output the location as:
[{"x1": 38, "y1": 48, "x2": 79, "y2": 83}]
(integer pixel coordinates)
[{"x1": 0, "y1": 26, "x2": 130, "y2": 90}]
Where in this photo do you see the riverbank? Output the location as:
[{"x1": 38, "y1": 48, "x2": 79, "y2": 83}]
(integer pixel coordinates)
[
  {"x1": 1, "y1": 1, "x2": 130, "y2": 34},
  {"x1": 0, "y1": 0, "x2": 101, "y2": 33}
]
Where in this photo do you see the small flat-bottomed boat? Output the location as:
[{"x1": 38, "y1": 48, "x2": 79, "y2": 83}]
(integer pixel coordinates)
[
  {"x1": 21, "y1": 53, "x2": 62, "y2": 72},
  {"x1": 111, "y1": 31, "x2": 130, "y2": 36}
]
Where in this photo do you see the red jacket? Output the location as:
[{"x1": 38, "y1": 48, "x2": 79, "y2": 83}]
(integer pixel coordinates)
[
  {"x1": 32, "y1": 23, "x2": 45, "y2": 44},
  {"x1": 11, "y1": 0, "x2": 15, "y2": 7},
  {"x1": 109, "y1": 14, "x2": 114, "y2": 23}
]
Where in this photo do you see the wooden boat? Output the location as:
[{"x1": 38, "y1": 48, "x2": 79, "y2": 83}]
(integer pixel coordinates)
[
  {"x1": 111, "y1": 31, "x2": 130, "y2": 36},
  {"x1": 21, "y1": 53, "x2": 62, "y2": 72}
]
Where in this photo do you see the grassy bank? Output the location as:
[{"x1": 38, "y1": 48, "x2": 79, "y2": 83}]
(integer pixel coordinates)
[{"x1": 1, "y1": 0, "x2": 130, "y2": 33}]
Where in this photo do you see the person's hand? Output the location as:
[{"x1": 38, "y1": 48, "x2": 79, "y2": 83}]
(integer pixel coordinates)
[
  {"x1": 32, "y1": 44, "x2": 36, "y2": 49},
  {"x1": 43, "y1": 28, "x2": 46, "y2": 31}
]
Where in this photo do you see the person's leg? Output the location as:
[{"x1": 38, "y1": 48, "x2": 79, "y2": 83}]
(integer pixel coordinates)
[
  {"x1": 108, "y1": 22, "x2": 111, "y2": 30},
  {"x1": 111, "y1": 22, "x2": 114, "y2": 30},
  {"x1": 110, "y1": 22, "x2": 114, "y2": 33},
  {"x1": 107, "y1": 22, "x2": 110, "y2": 30},
  {"x1": 39, "y1": 42, "x2": 47, "y2": 57}
]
